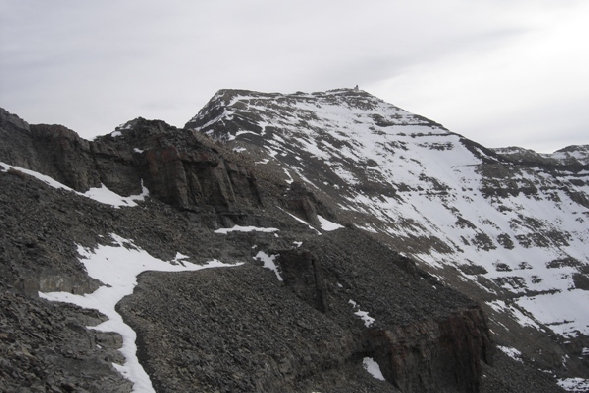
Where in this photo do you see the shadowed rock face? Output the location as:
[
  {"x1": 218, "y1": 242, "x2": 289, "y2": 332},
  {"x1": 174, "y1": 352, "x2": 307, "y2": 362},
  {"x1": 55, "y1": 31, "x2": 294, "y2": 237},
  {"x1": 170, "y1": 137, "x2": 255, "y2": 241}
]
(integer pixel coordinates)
[
  {"x1": 0, "y1": 100, "x2": 570, "y2": 393},
  {"x1": 278, "y1": 249, "x2": 328, "y2": 312},
  {"x1": 0, "y1": 111, "x2": 263, "y2": 212},
  {"x1": 367, "y1": 307, "x2": 490, "y2": 392}
]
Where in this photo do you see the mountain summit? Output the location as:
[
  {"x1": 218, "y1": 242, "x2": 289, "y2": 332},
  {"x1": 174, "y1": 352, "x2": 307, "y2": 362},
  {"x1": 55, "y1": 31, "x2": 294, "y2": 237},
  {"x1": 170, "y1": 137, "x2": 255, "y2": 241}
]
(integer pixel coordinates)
[
  {"x1": 186, "y1": 88, "x2": 589, "y2": 388},
  {"x1": 1, "y1": 89, "x2": 587, "y2": 392}
]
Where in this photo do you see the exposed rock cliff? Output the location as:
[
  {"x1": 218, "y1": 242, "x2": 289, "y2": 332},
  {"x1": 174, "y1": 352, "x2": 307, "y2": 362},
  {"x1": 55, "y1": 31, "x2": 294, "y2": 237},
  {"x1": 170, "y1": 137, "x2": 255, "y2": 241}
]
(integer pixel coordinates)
[{"x1": 1, "y1": 109, "x2": 262, "y2": 213}]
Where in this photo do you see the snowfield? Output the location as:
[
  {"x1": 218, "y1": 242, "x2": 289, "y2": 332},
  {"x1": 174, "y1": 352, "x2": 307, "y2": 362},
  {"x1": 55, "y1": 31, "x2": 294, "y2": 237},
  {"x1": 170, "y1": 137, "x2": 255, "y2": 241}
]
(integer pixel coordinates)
[{"x1": 189, "y1": 89, "x2": 589, "y2": 342}]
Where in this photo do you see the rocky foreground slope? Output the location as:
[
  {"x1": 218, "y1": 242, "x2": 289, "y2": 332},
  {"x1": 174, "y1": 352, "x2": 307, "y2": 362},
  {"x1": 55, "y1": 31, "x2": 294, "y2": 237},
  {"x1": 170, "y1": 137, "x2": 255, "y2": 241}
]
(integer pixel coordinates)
[{"x1": 0, "y1": 88, "x2": 586, "y2": 392}]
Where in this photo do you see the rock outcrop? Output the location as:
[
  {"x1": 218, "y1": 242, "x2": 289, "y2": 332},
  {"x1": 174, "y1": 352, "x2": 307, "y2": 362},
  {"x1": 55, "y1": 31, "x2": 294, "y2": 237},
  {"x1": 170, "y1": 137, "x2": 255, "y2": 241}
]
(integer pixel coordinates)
[{"x1": 1, "y1": 110, "x2": 262, "y2": 213}]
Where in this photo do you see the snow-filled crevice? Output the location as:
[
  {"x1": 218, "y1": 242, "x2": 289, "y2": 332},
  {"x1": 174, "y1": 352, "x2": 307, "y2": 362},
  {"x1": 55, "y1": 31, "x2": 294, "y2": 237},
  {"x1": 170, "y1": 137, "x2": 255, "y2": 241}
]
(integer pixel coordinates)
[
  {"x1": 0, "y1": 162, "x2": 149, "y2": 208},
  {"x1": 39, "y1": 234, "x2": 242, "y2": 393},
  {"x1": 253, "y1": 250, "x2": 282, "y2": 281}
]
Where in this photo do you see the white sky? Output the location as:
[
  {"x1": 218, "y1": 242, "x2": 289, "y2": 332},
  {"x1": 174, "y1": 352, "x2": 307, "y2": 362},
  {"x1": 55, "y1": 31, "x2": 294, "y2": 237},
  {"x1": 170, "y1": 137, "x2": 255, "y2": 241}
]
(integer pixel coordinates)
[{"x1": 1, "y1": 0, "x2": 587, "y2": 153}]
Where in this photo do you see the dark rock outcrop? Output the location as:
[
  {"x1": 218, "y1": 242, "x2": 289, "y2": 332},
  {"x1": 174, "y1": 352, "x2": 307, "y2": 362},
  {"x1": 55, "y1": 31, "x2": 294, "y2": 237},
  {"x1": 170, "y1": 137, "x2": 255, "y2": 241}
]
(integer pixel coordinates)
[
  {"x1": 0, "y1": 111, "x2": 262, "y2": 213},
  {"x1": 0, "y1": 291, "x2": 131, "y2": 393},
  {"x1": 367, "y1": 307, "x2": 490, "y2": 392},
  {"x1": 277, "y1": 250, "x2": 328, "y2": 313}
]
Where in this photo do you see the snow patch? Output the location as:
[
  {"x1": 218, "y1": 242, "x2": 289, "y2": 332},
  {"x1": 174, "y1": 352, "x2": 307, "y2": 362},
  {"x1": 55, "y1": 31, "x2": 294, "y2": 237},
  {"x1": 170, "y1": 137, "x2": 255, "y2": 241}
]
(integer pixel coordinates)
[
  {"x1": 254, "y1": 251, "x2": 282, "y2": 281},
  {"x1": 133, "y1": 148, "x2": 144, "y2": 154},
  {"x1": 497, "y1": 346, "x2": 523, "y2": 363},
  {"x1": 348, "y1": 299, "x2": 375, "y2": 327},
  {"x1": 515, "y1": 290, "x2": 589, "y2": 337},
  {"x1": 557, "y1": 377, "x2": 589, "y2": 392},
  {"x1": 1, "y1": 162, "x2": 72, "y2": 190},
  {"x1": 278, "y1": 207, "x2": 321, "y2": 234},
  {"x1": 83, "y1": 182, "x2": 149, "y2": 208},
  {"x1": 0, "y1": 162, "x2": 149, "y2": 208},
  {"x1": 214, "y1": 225, "x2": 279, "y2": 234},
  {"x1": 171, "y1": 252, "x2": 190, "y2": 264},
  {"x1": 317, "y1": 215, "x2": 344, "y2": 231},
  {"x1": 362, "y1": 357, "x2": 385, "y2": 381},
  {"x1": 283, "y1": 168, "x2": 294, "y2": 184},
  {"x1": 39, "y1": 234, "x2": 241, "y2": 393},
  {"x1": 487, "y1": 300, "x2": 540, "y2": 330}
]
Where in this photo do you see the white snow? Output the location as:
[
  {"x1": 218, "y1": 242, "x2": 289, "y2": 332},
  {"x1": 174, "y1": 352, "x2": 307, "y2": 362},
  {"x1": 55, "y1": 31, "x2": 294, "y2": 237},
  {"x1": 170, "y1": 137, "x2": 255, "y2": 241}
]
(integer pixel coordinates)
[
  {"x1": 39, "y1": 234, "x2": 242, "y2": 393},
  {"x1": 214, "y1": 225, "x2": 279, "y2": 234},
  {"x1": 486, "y1": 300, "x2": 540, "y2": 330},
  {"x1": 348, "y1": 299, "x2": 375, "y2": 327},
  {"x1": 171, "y1": 252, "x2": 190, "y2": 263},
  {"x1": 235, "y1": 130, "x2": 258, "y2": 137},
  {"x1": 283, "y1": 168, "x2": 294, "y2": 184},
  {"x1": 197, "y1": 89, "x2": 589, "y2": 341},
  {"x1": 497, "y1": 345, "x2": 523, "y2": 362},
  {"x1": 110, "y1": 131, "x2": 122, "y2": 137},
  {"x1": 277, "y1": 207, "x2": 321, "y2": 234},
  {"x1": 0, "y1": 162, "x2": 150, "y2": 209},
  {"x1": 83, "y1": 182, "x2": 149, "y2": 208},
  {"x1": 557, "y1": 377, "x2": 589, "y2": 392},
  {"x1": 1, "y1": 162, "x2": 73, "y2": 191},
  {"x1": 133, "y1": 148, "x2": 144, "y2": 154},
  {"x1": 317, "y1": 215, "x2": 344, "y2": 231},
  {"x1": 515, "y1": 290, "x2": 589, "y2": 337},
  {"x1": 254, "y1": 251, "x2": 282, "y2": 281},
  {"x1": 362, "y1": 357, "x2": 385, "y2": 381}
]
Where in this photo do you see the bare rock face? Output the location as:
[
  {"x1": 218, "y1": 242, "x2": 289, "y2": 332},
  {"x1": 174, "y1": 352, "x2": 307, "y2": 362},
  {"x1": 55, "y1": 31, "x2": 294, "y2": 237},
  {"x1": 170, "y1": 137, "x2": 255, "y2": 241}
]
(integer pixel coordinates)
[
  {"x1": 367, "y1": 307, "x2": 490, "y2": 392},
  {"x1": 283, "y1": 181, "x2": 322, "y2": 226},
  {"x1": 278, "y1": 249, "x2": 328, "y2": 312},
  {"x1": 0, "y1": 112, "x2": 262, "y2": 213}
]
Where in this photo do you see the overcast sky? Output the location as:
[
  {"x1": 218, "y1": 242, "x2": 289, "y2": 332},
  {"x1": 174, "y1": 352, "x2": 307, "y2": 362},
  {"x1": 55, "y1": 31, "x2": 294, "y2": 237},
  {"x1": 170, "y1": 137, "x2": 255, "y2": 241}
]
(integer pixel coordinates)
[{"x1": 1, "y1": 0, "x2": 587, "y2": 153}]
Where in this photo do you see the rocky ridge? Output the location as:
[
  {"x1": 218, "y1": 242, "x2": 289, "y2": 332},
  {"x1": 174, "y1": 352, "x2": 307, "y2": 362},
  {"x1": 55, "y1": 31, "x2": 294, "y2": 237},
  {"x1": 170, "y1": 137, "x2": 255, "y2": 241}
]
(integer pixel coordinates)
[{"x1": 0, "y1": 89, "x2": 582, "y2": 393}]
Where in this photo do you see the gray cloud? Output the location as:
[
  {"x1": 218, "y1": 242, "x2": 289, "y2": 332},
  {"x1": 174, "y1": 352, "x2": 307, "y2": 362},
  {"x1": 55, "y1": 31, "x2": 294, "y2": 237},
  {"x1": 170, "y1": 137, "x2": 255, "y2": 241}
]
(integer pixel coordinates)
[{"x1": 1, "y1": 0, "x2": 587, "y2": 152}]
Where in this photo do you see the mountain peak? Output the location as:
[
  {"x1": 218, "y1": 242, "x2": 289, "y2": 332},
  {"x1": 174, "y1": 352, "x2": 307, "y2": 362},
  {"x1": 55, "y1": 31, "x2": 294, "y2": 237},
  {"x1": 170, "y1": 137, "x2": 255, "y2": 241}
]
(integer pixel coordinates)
[
  {"x1": 185, "y1": 88, "x2": 446, "y2": 142},
  {"x1": 183, "y1": 87, "x2": 589, "y2": 388}
]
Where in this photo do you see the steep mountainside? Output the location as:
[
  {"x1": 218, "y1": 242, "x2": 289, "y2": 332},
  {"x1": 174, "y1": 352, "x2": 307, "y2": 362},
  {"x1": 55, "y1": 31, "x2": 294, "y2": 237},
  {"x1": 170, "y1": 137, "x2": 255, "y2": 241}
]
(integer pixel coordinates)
[
  {"x1": 186, "y1": 88, "x2": 589, "y2": 390},
  {"x1": 0, "y1": 86, "x2": 585, "y2": 393}
]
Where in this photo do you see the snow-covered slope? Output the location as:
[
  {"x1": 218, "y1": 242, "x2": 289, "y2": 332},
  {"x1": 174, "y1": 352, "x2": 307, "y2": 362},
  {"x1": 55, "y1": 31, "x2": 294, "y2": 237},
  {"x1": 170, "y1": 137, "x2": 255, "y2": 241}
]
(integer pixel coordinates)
[{"x1": 187, "y1": 88, "x2": 589, "y2": 385}]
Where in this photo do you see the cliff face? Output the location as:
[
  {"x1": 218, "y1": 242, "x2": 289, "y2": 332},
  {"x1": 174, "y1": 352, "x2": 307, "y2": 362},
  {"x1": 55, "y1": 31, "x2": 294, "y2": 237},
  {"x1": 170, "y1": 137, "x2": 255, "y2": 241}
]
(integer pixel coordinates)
[
  {"x1": 0, "y1": 94, "x2": 574, "y2": 393},
  {"x1": 0, "y1": 109, "x2": 262, "y2": 213},
  {"x1": 367, "y1": 307, "x2": 489, "y2": 392}
]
